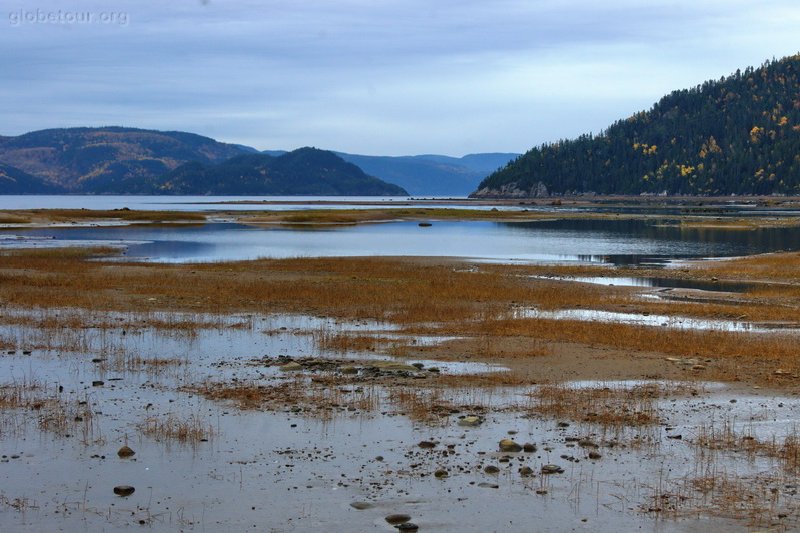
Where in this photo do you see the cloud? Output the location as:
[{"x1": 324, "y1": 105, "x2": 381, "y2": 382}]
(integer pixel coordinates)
[{"x1": 1, "y1": 0, "x2": 799, "y2": 154}]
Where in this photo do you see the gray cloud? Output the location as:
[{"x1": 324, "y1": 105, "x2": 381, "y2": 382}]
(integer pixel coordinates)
[{"x1": 1, "y1": 0, "x2": 799, "y2": 154}]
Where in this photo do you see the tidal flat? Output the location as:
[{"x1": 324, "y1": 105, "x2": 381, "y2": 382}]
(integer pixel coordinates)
[{"x1": 1, "y1": 204, "x2": 800, "y2": 531}]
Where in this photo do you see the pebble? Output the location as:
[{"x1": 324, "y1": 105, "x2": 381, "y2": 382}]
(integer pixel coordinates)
[
  {"x1": 498, "y1": 439, "x2": 522, "y2": 452},
  {"x1": 541, "y1": 464, "x2": 564, "y2": 475},
  {"x1": 385, "y1": 514, "x2": 411, "y2": 525},
  {"x1": 113, "y1": 485, "x2": 135, "y2": 497},
  {"x1": 117, "y1": 446, "x2": 135, "y2": 458}
]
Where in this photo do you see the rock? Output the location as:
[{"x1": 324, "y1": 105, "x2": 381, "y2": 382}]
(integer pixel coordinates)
[
  {"x1": 92, "y1": 380, "x2": 104, "y2": 387},
  {"x1": 523, "y1": 443, "x2": 537, "y2": 453},
  {"x1": 541, "y1": 464, "x2": 564, "y2": 475},
  {"x1": 418, "y1": 222, "x2": 432, "y2": 227},
  {"x1": 434, "y1": 469, "x2": 448, "y2": 478},
  {"x1": 350, "y1": 502, "x2": 373, "y2": 510},
  {"x1": 484, "y1": 465, "x2": 500, "y2": 474},
  {"x1": 117, "y1": 446, "x2": 135, "y2": 458},
  {"x1": 385, "y1": 514, "x2": 411, "y2": 525},
  {"x1": 519, "y1": 466, "x2": 534, "y2": 477},
  {"x1": 370, "y1": 361, "x2": 419, "y2": 372},
  {"x1": 397, "y1": 524, "x2": 419, "y2": 531},
  {"x1": 280, "y1": 362, "x2": 303, "y2": 371},
  {"x1": 418, "y1": 440, "x2": 437, "y2": 449},
  {"x1": 498, "y1": 439, "x2": 522, "y2": 452},
  {"x1": 535, "y1": 489, "x2": 548, "y2": 495},
  {"x1": 411, "y1": 363, "x2": 425, "y2": 369},
  {"x1": 557, "y1": 422, "x2": 570, "y2": 428},
  {"x1": 113, "y1": 485, "x2": 135, "y2": 497},
  {"x1": 578, "y1": 439, "x2": 597, "y2": 448},
  {"x1": 340, "y1": 366, "x2": 358, "y2": 375},
  {"x1": 457, "y1": 416, "x2": 482, "y2": 427},
  {"x1": 588, "y1": 451, "x2": 602, "y2": 460}
]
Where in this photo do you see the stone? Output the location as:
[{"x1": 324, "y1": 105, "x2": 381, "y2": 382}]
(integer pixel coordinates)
[
  {"x1": 350, "y1": 502, "x2": 373, "y2": 510},
  {"x1": 418, "y1": 440, "x2": 437, "y2": 449},
  {"x1": 280, "y1": 362, "x2": 303, "y2": 371},
  {"x1": 397, "y1": 524, "x2": 419, "y2": 531},
  {"x1": 117, "y1": 445, "x2": 135, "y2": 458},
  {"x1": 457, "y1": 416, "x2": 482, "y2": 427},
  {"x1": 484, "y1": 465, "x2": 500, "y2": 474},
  {"x1": 519, "y1": 466, "x2": 534, "y2": 477},
  {"x1": 434, "y1": 469, "x2": 448, "y2": 478},
  {"x1": 588, "y1": 451, "x2": 602, "y2": 460},
  {"x1": 498, "y1": 439, "x2": 522, "y2": 452},
  {"x1": 340, "y1": 366, "x2": 358, "y2": 375},
  {"x1": 523, "y1": 443, "x2": 537, "y2": 453},
  {"x1": 385, "y1": 514, "x2": 411, "y2": 525},
  {"x1": 113, "y1": 485, "x2": 135, "y2": 497},
  {"x1": 477, "y1": 482, "x2": 499, "y2": 489},
  {"x1": 92, "y1": 380, "x2": 104, "y2": 387},
  {"x1": 541, "y1": 464, "x2": 564, "y2": 475}
]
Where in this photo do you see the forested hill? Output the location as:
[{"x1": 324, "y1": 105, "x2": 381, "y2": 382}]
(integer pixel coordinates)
[
  {"x1": 473, "y1": 54, "x2": 800, "y2": 197},
  {"x1": 155, "y1": 148, "x2": 409, "y2": 195}
]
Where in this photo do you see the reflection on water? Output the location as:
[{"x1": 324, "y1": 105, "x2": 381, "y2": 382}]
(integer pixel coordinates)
[{"x1": 5, "y1": 217, "x2": 800, "y2": 265}]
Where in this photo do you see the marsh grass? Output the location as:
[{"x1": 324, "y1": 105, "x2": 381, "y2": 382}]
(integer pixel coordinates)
[
  {"x1": 139, "y1": 413, "x2": 213, "y2": 445},
  {"x1": 188, "y1": 377, "x2": 379, "y2": 419},
  {"x1": 529, "y1": 383, "x2": 665, "y2": 430},
  {"x1": 38, "y1": 395, "x2": 102, "y2": 445},
  {"x1": 695, "y1": 420, "x2": 800, "y2": 474},
  {"x1": 387, "y1": 387, "x2": 455, "y2": 424}
]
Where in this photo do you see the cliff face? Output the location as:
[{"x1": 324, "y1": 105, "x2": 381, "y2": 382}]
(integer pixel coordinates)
[{"x1": 470, "y1": 181, "x2": 549, "y2": 198}]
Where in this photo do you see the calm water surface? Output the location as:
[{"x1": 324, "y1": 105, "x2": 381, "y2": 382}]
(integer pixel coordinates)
[{"x1": 6, "y1": 217, "x2": 800, "y2": 265}]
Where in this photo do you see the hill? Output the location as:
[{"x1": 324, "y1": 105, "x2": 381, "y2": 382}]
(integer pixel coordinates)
[
  {"x1": 334, "y1": 152, "x2": 518, "y2": 196},
  {"x1": 0, "y1": 162, "x2": 63, "y2": 194},
  {"x1": 473, "y1": 54, "x2": 800, "y2": 197},
  {"x1": 155, "y1": 148, "x2": 408, "y2": 195},
  {"x1": 0, "y1": 127, "x2": 247, "y2": 193}
]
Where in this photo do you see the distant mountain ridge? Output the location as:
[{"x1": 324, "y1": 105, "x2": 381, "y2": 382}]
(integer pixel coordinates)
[
  {"x1": 0, "y1": 126, "x2": 514, "y2": 195},
  {"x1": 258, "y1": 151, "x2": 519, "y2": 195},
  {"x1": 335, "y1": 152, "x2": 519, "y2": 196},
  {"x1": 156, "y1": 148, "x2": 408, "y2": 195},
  {"x1": 474, "y1": 54, "x2": 800, "y2": 197},
  {"x1": 0, "y1": 127, "x2": 245, "y2": 193}
]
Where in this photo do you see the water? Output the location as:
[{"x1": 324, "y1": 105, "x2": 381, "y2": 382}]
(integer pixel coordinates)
[
  {"x1": 5, "y1": 217, "x2": 800, "y2": 265},
  {"x1": 0, "y1": 195, "x2": 530, "y2": 212}
]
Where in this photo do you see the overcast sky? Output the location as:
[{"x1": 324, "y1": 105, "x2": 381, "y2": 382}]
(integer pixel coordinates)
[{"x1": 2, "y1": 0, "x2": 799, "y2": 155}]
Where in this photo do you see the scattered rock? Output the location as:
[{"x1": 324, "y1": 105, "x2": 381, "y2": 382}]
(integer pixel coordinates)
[
  {"x1": 541, "y1": 464, "x2": 564, "y2": 475},
  {"x1": 523, "y1": 443, "x2": 537, "y2": 453},
  {"x1": 484, "y1": 465, "x2": 500, "y2": 474},
  {"x1": 418, "y1": 440, "x2": 437, "y2": 449},
  {"x1": 117, "y1": 446, "x2": 135, "y2": 458},
  {"x1": 478, "y1": 482, "x2": 499, "y2": 489},
  {"x1": 385, "y1": 514, "x2": 411, "y2": 525},
  {"x1": 113, "y1": 485, "x2": 135, "y2": 497},
  {"x1": 457, "y1": 416, "x2": 482, "y2": 427},
  {"x1": 519, "y1": 466, "x2": 534, "y2": 477},
  {"x1": 280, "y1": 362, "x2": 303, "y2": 371},
  {"x1": 350, "y1": 502, "x2": 373, "y2": 510},
  {"x1": 498, "y1": 439, "x2": 522, "y2": 452},
  {"x1": 536, "y1": 488, "x2": 548, "y2": 495},
  {"x1": 92, "y1": 380, "x2": 104, "y2": 387},
  {"x1": 418, "y1": 222, "x2": 432, "y2": 227},
  {"x1": 397, "y1": 524, "x2": 419, "y2": 531},
  {"x1": 588, "y1": 451, "x2": 602, "y2": 460},
  {"x1": 434, "y1": 469, "x2": 449, "y2": 478}
]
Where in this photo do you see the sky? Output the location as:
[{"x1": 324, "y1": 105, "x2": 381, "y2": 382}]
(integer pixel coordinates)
[{"x1": 2, "y1": 0, "x2": 800, "y2": 156}]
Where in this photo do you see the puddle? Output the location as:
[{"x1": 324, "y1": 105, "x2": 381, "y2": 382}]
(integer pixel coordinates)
[
  {"x1": 531, "y1": 275, "x2": 753, "y2": 293},
  {"x1": 514, "y1": 307, "x2": 800, "y2": 333}
]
